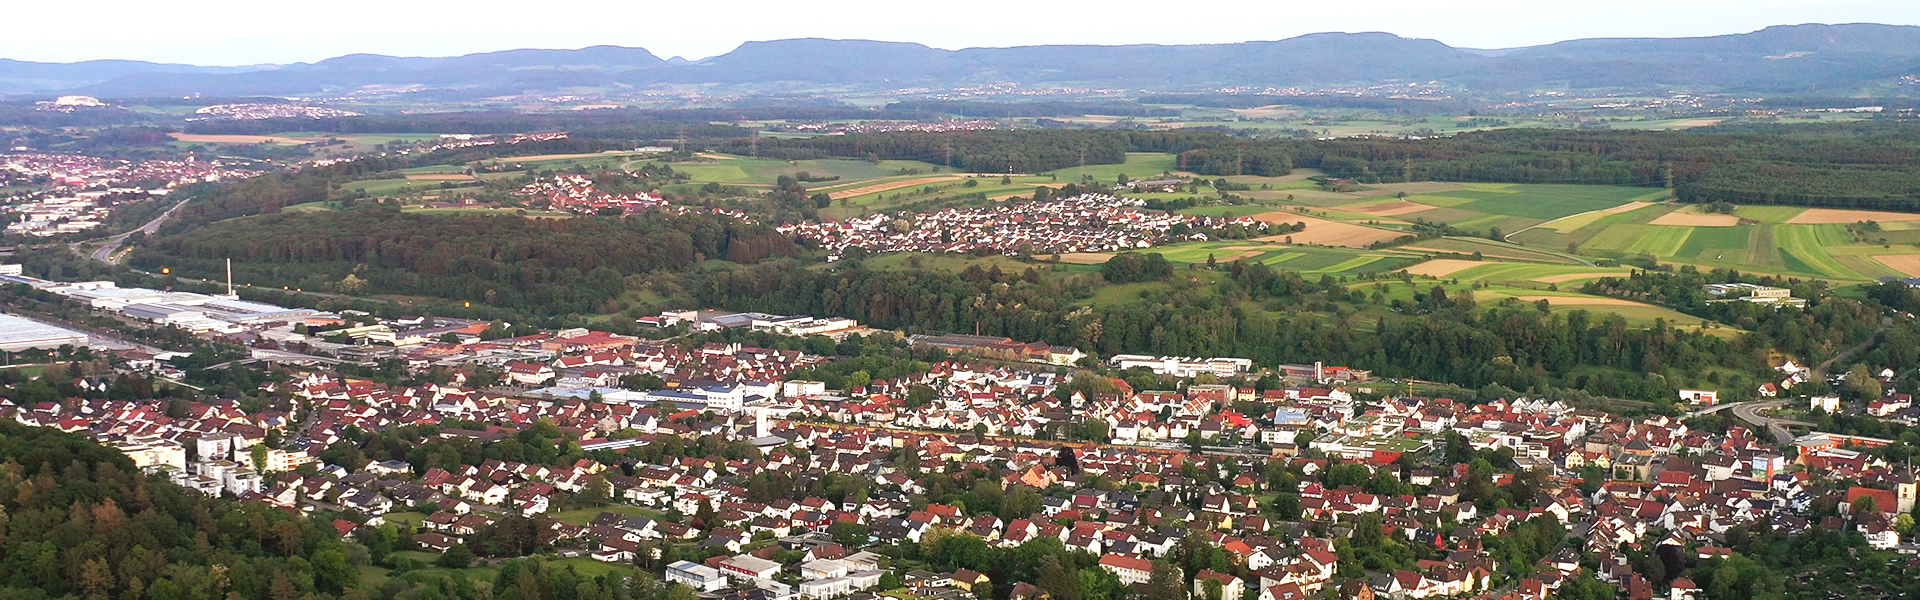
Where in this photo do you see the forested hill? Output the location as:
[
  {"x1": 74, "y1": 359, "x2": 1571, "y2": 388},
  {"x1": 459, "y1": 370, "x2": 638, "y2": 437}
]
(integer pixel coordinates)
[
  {"x1": 0, "y1": 420, "x2": 356, "y2": 600},
  {"x1": 7, "y1": 24, "x2": 1920, "y2": 97},
  {"x1": 732, "y1": 126, "x2": 1920, "y2": 210},
  {"x1": 0, "y1": 421, "x2": 660, "y2": 600}
]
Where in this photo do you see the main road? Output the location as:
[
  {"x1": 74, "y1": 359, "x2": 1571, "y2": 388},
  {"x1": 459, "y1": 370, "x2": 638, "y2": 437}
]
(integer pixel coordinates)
[{"x1": 82, "y1": 197, "x2": 189, "y2": 265}]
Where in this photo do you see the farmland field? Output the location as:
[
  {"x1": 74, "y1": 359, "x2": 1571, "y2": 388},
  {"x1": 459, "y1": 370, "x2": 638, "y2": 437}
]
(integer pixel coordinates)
[
  {"x1": 1249, "y1": 211, "x2": 1407, "y2": 247},
  {"x1": 1082, "y1": 241, "x2": 1420, "y2": 275},
  {"x1": 1398, "y1": 237, "x2": 1585, "y2": 264},
  {"x1": 1582, "y1": 224, "x2": 1692, "y2": 256},
  {"x1": 1041, "y1": 152, "x2": 1183, "y2": 183}
]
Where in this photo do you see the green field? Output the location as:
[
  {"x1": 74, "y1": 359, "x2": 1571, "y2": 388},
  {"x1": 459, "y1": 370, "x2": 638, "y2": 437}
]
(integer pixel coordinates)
[
  {"x1": 1041, "y1": 153, "x2": 1183, "y2": 182},
  {"x1": 1776, "y1": 225, "x2": 1867, "y2": 279},
  {"x1": 1733, "y1": 205, "x2": 1806, "y2": 223},
  {"x1": 1126, "y1": 241, "x2": 1420, "y2": 275},
  {"x1": 1675, "y1": 226, "x2": 1750, "y2": 260},
  {"x1": 342, "y1": 177, "x2": 481, "y2": 196},
  {"x1": 1441, "y1": 262, "x2": 1636, "y2": 285},
  {"x1": 662, "y1": 157, "x2": 944, "y2": 186},
  {"x1": 550, "y1": 504, "x2": 663, "y2": 527},
  {"x1": 1444, "y1": 184, "x2": 1665, "y2": 220},
  {"x1": 396, "y1": 164, "x2": 468, "y2": 175},
  {"x1": 1581, "y1": 224, "x2": 1691, "y2": 256},
  {"x1": 1403, "y1": 237, "x2": 1586, "y2": 264}
]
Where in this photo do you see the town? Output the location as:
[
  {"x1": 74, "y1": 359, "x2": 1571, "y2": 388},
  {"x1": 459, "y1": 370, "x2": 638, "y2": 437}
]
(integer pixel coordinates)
[
  {"x1": 780, "y1": 194, "x2": 1267, "y2": 260},
  {"x1": 5, "y1": 255, "x2": 1919, "y2": 600}
]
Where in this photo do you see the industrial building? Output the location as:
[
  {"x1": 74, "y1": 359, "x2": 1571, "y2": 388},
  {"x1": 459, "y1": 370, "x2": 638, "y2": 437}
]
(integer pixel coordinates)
[{"x1": 0, "y1": 312, "x2": 90, "y2": 352}]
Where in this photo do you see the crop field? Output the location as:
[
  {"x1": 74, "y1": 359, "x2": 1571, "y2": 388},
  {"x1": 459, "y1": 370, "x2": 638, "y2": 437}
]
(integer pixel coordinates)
[
  {"x1": 1176, "y1": 204, "x2": 1274, "y2": 218},
  {"x1": 1250, "y1": 211, "x2": 1408, "y2": 247},
  {"x1": 1580, "y1": 224, "x2": 1693, "y2": 256},
  {"x1": 1073, "y1": 241, "x2": 1420, "y2": 276},
  {"x1": 1041, "y1": 152, "x2": 1183, "y2": 183},
  {"x1": 1674, "y1": 225, "x2": 1750, "y2": 260},
  {"x1": 1732, "y1": 205, "x2": 1806, "y2": 223},
  {"x1": 1357, "y1": 277, "x2": 1730, "y2": 334},
  {"x1": 1398, "y1": 237, "x2": 1585, "y2": 264},
  {"x1": 1438, "y1": 262, "x2": 1637, "y2": 285},
  {"x1": 1787, "y1": 208, "x2": 1920, "y2": 224},
  {"x1": 1440, "y1": 184, "x2": 1665, "y2": 220},
  {"x1": 670, "y1": 157, "x2": 946, "y2": 186}
]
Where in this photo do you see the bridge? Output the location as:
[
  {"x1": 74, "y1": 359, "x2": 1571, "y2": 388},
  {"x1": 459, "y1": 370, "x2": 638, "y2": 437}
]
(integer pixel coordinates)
[
  {"x1": 205, "y1": 349, "x2": 350, "y2": 370},
  {"x1": 1689, "y1": 399, "x2": 1815, "y2": 445}
]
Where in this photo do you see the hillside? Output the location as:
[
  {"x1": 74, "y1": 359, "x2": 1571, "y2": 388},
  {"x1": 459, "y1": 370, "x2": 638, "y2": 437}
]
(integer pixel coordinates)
[{"x1": 6, "y1": 24, "x2": 1920, "y2": 98}]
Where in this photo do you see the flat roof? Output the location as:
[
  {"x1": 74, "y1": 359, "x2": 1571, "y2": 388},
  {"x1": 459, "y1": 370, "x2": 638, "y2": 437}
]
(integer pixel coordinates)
[{"x1": 0, "y1": 312, "x2": 89, "y2": 351}]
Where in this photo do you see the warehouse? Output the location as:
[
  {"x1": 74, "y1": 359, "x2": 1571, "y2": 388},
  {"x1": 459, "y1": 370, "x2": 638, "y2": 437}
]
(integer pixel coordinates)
[{"x1": 0, "y1": 313, "x2": 90, "y2": 352}]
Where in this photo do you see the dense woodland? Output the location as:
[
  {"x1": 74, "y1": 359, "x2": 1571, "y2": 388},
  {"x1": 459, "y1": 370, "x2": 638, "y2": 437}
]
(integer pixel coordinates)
[
  {"x1": 731, "y1": 125, "x2": 1920, "y2": 208},
  {"x1": 693, "y1": 258, "x2": 1767, "y2": 404},
  {"x1": 136, "y1": 206, "x2": 786, "y2": 315}
]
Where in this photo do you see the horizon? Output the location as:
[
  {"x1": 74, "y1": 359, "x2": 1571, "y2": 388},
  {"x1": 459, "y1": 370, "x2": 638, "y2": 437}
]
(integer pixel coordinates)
[{"x1": 3, "y1": 0, "x2": 1918, "y2": 66}]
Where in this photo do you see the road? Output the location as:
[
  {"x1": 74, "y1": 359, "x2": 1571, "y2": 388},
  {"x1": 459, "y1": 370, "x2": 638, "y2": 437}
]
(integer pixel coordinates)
[
  {"x1": 1812, "y1": 315, "x2": 1893, "y2": 380},
  {"x1": 82, "y1": 197, "x2": 189, "y2": 265},
  {"x1": 1730, "y1": 399, "x2": 1816, "y2": 445}
]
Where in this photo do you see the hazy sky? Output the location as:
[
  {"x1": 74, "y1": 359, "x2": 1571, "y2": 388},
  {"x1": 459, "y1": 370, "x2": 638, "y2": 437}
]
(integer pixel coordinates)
[{"x1": 5, "y1": 0, "x2": 1917, "y2": 65}]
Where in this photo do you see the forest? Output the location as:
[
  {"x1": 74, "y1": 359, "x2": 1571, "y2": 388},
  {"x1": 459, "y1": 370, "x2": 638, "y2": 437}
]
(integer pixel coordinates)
[
  {"x1": 725, "y1": 124, "x2": 1920, "y2": 208},
  {"x1": 133, "y1": 206, "x2": 787, "y2": 315},
  {"x1": 692, "y1": 258, "x2": 1771, "y2": 404},
  {"x1": 0, "y1": 421, "x2": 713, "y2": 600}
]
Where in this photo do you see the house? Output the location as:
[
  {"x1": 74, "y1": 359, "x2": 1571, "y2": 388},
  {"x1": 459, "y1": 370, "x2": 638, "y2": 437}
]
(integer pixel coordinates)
[
  {"x1": 721, "y1": 555, "x2": 783, "y2": 581},
  {"x1": 667, "y1": 560, "x2": 728, "y2": 592},
  {"x1": 1193, "y1": 570, "x2": 1244, "y2": 600},
  {"x1": 1099, "y1": 554, "x2": 1159, "y2": 585},
  {"x1": 506, "y1": 362, "x2": 556, "y2": 386}
]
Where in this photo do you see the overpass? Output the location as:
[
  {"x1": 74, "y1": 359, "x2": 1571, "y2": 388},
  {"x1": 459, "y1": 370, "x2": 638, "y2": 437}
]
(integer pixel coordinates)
[
  {"x1": 205, "y1": 349, "x2": 350, "y2": 370},
  {"x1": 1692, "y1": 399, "x2": 1815, "y2": 445}
]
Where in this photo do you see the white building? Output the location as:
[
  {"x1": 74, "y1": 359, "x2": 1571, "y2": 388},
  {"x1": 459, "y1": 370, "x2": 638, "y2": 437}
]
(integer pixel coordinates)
[
  {"x1": 666, "y1": 560, "x2": 727, "y2": 592},
  {"x1": 1108, "y1": 355, "x2": 1253, "y2": 378}
]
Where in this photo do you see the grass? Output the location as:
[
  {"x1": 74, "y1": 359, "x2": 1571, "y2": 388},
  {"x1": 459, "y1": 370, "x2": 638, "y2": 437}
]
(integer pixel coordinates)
[
  {"x1": 1441, "y1": 263, "x2": 1636, "y2": 285},
  {"x1": 1361, "y1": 277, "x2": 1730, "y2": 334},
  {"x1": 1445, "y1": 184, "x2": 1662, "y2": 221},
  {"x1": 396, "y1": 164, "x2": 468, "y2": 175},
  {"x1": 1402, "y1": 237, "x2": 1585, "y2": 264},
  {"x1": 1040, "y1": 153, "x2": 1183, "y2": 183},
  {"x1": 1582, "y1": 225, "x2": 1689, "y2": 256},
  {"x1": 1676, "y1": 225, "x2": 1751, "y2": 260},
  {"x1": 283, "y1": 201, "x2": 342, "y2": 212},
  {"x1": 345, "y1": 178, "x2": 479, "y2": 196},
  {"x1": 1776, "y1": 225, "x2": 1869, "y2": 279},
  {"x1": 1176, "y1": 204, "x2": 1274, "y2": 218},
  {"x1": 550, "y1": 504, "x2": 664, "y2": 527},
  {"x1": 1117, "y1": 241, "x2": 1417, "y2": 275},
  {"x1": 1734, "y1": 205, "x2": 1806, "y2": 223},
  {"x1": 661, "y1": 158, "x2": 944, "y2": 186}
]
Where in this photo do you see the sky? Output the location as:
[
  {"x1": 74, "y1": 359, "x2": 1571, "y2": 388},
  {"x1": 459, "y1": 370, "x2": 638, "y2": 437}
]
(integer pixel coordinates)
[{"x1": 4, "y1": 0, "x2": 1918, "y2": 66}]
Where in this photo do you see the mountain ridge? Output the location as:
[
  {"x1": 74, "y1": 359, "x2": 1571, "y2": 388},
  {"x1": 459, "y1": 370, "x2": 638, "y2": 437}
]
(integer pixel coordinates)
[{"x1": 4, "y1": 23, "x2": 1917, "y2": 98}]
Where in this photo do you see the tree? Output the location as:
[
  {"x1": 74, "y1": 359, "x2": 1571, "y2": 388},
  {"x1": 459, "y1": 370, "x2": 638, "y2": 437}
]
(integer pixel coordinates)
[
  {"x1": 1146, "y1": 560, "x2": 1184, "y2": 600},
  {"x1": 1038, "y1": 557, "x2": 1084, "y2": 600},
  {"x1": 312, "y1": 544, "x2": 358, "y2": 593},
  {"x1": 831, "y1": 521, "x2": 870, "y2": 547},
  {"x1": 1853, "y1": 493, "x2": 1878, "y2": 516},
  {"x1": 1845, "y1": 364, "x2": 1883, "y2": 401},
  {"x1": 438, "y1": 542, "x2": 476, "y2": 568},
  {"x1": 579, "y1": 475, "x2": 611, "y2": 508}
]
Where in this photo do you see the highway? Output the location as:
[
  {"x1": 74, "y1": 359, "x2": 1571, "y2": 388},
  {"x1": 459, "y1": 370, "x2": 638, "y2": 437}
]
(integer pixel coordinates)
[{"x1": 82, "y1": 197, "x2": 189, "y2": 265}]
